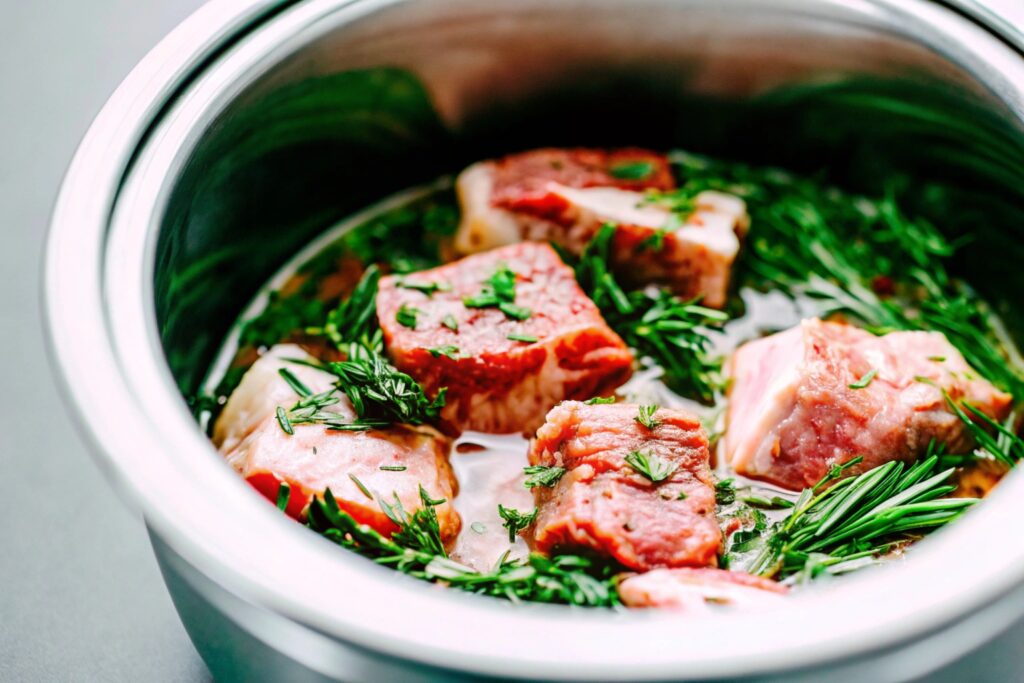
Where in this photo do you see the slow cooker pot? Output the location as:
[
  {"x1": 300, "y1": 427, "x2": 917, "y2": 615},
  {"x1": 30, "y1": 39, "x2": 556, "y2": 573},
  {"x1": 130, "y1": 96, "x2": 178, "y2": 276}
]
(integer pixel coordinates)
[{"x1": 45, "y1": 0, "x2": 1024, "y2": 680}]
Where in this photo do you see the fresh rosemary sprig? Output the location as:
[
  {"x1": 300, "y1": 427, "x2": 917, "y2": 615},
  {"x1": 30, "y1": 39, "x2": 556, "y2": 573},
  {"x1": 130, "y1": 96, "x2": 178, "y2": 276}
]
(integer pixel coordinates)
[
  {"x1": 742, "y1": 448, "x2": 976, "y2": 580},
  {"x1": 667, "y1": 150, "x2": 1024, "y2": 400},
  {"x1": 574, "y1": 225, "x2": 728, "y2": 403},
  {"x1": 523, "y1": 465, "x2": 566, "y2": 489},
  {"x1": 497, "y1": 505, "x2": 538, "y2": 542},
  {"x1": 307, "y1": 488, "x2": 619, "y2": 606},
  {"x1": 322, "y1": 342, "x2": 446, "y2": 427}
]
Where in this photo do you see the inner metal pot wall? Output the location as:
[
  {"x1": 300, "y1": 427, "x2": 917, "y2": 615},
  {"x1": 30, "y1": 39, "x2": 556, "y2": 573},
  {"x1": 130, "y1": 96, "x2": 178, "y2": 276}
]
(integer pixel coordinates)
[{"x1": 46, "y1": 0, "x2": 1024, "y2": 680}]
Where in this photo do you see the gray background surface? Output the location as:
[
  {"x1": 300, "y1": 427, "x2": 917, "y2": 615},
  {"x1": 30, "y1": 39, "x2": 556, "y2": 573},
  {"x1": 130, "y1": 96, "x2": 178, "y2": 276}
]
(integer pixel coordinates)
[{"x1": 1, "y1": 1, "x2": 1022, "y2": 681}]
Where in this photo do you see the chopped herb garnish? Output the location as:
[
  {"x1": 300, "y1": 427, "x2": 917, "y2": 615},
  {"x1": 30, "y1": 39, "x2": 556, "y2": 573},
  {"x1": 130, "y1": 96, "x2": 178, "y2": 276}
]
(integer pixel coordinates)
[
  {"x1": 715, "y1": 479, "x2": 737, "y2": 505},
  {"x1": 321, "y1": 265, "x2": 382, "y2": 350},
  {"x1": 398, "y1": 279, "x2": 450, "y2": 296},
  {"x1": 428, "y1": 345, "x2": 465, "y2": 360},
  {"x1": 928, "y1": 356, "x2": 946, "y2": 362},
  {"x1": 523, "y1": 465, "x2": 567, "y2": 489},
  {"x1": 379, "y1": 465, "x2": 408, "y2": 472},
  {"x1": 635, "y1": 404, "x2": 661, "y2": 430},
  {"x1": 396, "y1": 304, "x2": 422, "y2": 329},
  {"x1": 624, "y1": 450, "x2": 678, "y2": 483},
  {"x1": 464, "y1": 263, "x2": 531, "y2": 321},
  {"x1": 348, "y1": 473, "x2": 373, "y2": 500},
  {"x1": 677, "y1": 491, "x2": 688, "y2": 500},
  {"x1": 276, "y1": 482, "x2": 291, "y2": 512},
  {"x1": 575, "y1": 225, "x2": 727, "y2": 403},
  {"x1": 498, "y1": 504, "x2": 538, "y2": 542},
  {"x1": 307, "y1": 488, "x2": 619, "y2": 606},
  {"x1": 584, "y1": 396, "x2": 616, "y2": 405},
  {"x1": 441, "y1": 314, "x2": 459, "y2": 331},
  {"x1": 497, "y1": 301, "x2": 532, "y2": 320},
  {"x1": 849, "y1": 368, "x2": 878, "y2": 390},
  {"x1": 507, "y1": 332, "x2": 538, "y2": 343},
  {"x1": 609, "y1": 160, "x2": 655, "y2": 180},
  {"x1": 322, "y1": 343, "x2": 446, "y2": 426}
]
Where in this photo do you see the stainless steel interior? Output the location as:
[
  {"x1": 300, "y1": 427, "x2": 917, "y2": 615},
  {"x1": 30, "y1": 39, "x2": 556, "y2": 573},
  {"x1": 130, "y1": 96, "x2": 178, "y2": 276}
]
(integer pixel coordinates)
[{"x1": 46, "y1": 0, "x2": 1024, "y2": 680}]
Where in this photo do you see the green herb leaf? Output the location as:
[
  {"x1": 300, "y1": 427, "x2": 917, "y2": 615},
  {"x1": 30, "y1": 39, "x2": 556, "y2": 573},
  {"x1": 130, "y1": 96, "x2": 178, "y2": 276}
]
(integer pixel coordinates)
[
  {"x1": 609, "y1": 160, "x2": 655, "y2": 180},
  {"x1": 635, "y1": 404, "x2": 662, "y2": 430},
  {"x1": 398, "y1": 279, "x2": 450, "y2": 296},
  {"x1": 715, "y1": 479, "x2": 737, "y2": 505},
  {"x1": 507, "y1": 332, "x2": 538, "y2": 343},
  {"x1": 307, "y1": 488, "x2": 619, "y2": 607},
  {"x1": 498, "y1": 504, "x2": 538, "y2": 542},
  {"x1": 428, "y1": 345, "x2": 465, "y2": 360},
  {"x1": 575, "y1": 225, "x2": 728, "y2": 403},
  {"x1": 624, "y1": 451, "x2": 678, "y2": 483},
  {"x1": 523, "y1": 465, "x2": 567, "y2": 489},
  {"x1": 849, "y1": 368, "x2": 878, "y2": 390},
  {"x1": 349, "y1": 473, "x2": 373, "y2": 500},
  {"x1": 441, "y1": 314, "x2": 459, "y2": 331},
  {"x1": 379, "y1": 465, "x2": 408, "y2": 472},
  {"x1": 276, "y1": 481, "x2": 291, "y2": 511},
  {"x1": 275, "y1": 405, "x2": 294, "y2": 435},
  {"x1": 584, "y1": 396, "x2": 616, "y2": 405},
  {"x1": 498, "y1": 302, "x2": 532, "y2": 320},
  {"x1": 396, "y1": 304, "x2": 422, "y2": 329}
]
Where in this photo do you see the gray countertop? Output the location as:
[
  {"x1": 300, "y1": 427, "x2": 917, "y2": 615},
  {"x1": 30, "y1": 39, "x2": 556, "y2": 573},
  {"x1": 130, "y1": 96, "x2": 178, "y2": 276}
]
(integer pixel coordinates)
[{"x1": 1, "y1": 1, "x2": 1022, "y2": 681}]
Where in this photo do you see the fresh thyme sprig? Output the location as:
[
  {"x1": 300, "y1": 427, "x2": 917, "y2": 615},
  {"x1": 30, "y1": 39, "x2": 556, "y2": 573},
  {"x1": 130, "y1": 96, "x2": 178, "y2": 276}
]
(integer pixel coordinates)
[
  {"x1": 742, "y1": 448, "x2": 976, "y2": 580},
  {"x1": 307, "y1": 488, "x2": 619, "y2": 606},
  {"x1": 574, "y1": 225, "x2": 728, "y2": 402}
]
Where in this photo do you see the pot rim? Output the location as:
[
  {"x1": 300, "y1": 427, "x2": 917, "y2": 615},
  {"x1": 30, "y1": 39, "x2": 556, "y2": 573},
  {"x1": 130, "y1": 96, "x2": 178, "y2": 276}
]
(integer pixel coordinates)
[{"x1": 44, "y1": 0, "x2": 1024, "y2": 679}]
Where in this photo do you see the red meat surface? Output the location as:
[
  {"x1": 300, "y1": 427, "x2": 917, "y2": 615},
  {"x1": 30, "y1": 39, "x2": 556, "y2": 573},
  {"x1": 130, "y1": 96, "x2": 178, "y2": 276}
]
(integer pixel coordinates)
[
  {"x1": 725, "y1": 318, "x2": 1014, "y2": 490},
  {"x1": 213, "y1": 345, "x2": 461, "y2": 543},
  {"x1": 454, "y1": 148, "x2": 748, "y2": 307},
  {"x1": 619, "y1": 568, "x2": 787, "y2": 611},
  {"x1": 376, "y1": 242, "x2": 633, "y2": 434},
  {"x1": 526, "y1": 401, "x2": 721, "y2": 570}
]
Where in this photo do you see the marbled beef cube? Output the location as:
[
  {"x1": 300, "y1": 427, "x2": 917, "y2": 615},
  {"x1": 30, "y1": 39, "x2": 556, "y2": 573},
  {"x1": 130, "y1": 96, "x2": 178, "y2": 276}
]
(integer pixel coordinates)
[
  {"x1": 526, "y1": 401, "x2": 721, "y2": 570},
  {"x1": 454, "y1": 148, "x2": 747, "y2": 307},
  {"x1": 725, "y1": 318, "x2": 1013, "y2": 490},
  {"x1": 619, "y1": 568, "x2": 786, "y2": 611},
  {"x1": 376, "y1": 242, "x2": 633, "y2": 434},
  {"x1": 213, "y1": 345, "x2": 460, "y2": 543}
]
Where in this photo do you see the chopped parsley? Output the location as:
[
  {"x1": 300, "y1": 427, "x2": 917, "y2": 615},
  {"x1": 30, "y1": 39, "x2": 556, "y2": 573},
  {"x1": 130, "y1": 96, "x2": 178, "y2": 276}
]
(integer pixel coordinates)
[
  {"x1": 507, "y1": 332, "x2": 538, "y2": 343},
  {"x1": 584, "y1": 396, "x2": 616, "y2": 405},
  {"x1": 441, "y1": 314, "x2": 459, "y2": 331},
  {"x1": 428, "y1": 345, "x2": 465, "y2": 360},
  {"x1": 464, "y1": 263, "x2": 532, "y2": 321},
  {"x1": 396, "y1": 304, "x2": 422, "y2": 329},
  {"x1": 624, "y1": 450, "x2": 678, "y2": 483}
]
